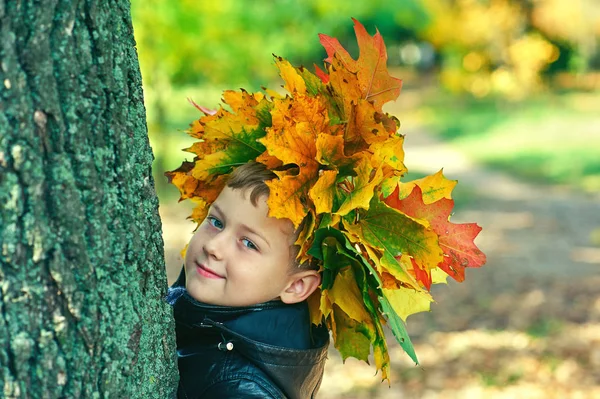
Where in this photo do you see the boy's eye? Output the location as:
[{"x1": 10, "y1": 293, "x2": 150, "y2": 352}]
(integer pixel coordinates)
[
  {"x1": 207, "y1": 216, "x2": 224, "y2": 229},
  {"x1": 241, "y1": 238, "x2": 259, "y2": 251}
]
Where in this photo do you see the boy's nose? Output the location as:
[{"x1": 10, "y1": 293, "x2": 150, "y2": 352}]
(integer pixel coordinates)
[{"x1": 203, "y1": 233, "x2": 226, "y2": 260}]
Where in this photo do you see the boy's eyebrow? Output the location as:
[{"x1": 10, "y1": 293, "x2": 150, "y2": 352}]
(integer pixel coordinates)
[
  {"x1": 211, "y1": 204, "x2": 271, "y2": 249},
  {"x1": 240, "y1": 223, "x2": 271, "y2": 249}
]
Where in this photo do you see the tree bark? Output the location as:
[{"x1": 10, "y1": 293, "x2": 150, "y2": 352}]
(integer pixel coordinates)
[{"x1": 0, "y1": 0, "x2": 178, "y2": 397}]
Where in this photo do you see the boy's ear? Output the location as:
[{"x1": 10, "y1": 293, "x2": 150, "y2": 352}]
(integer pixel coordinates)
[{"x1": 279, "y1": 270, "x2": 321, "y2": 304}]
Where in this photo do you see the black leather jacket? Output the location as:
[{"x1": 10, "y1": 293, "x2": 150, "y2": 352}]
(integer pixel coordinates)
[{"x1": 167, "y1": 270, "x2": 329, "y2": 399}]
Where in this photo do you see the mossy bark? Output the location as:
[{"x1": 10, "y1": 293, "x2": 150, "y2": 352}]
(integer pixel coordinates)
[{"x1": 0, "y1": 0, "x2": 178, "y2": 397}]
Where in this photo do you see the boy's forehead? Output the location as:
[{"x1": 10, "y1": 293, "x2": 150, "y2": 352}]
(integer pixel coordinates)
[{"x1": 215, "y1": 187, "x2": 295, "y2": 237}]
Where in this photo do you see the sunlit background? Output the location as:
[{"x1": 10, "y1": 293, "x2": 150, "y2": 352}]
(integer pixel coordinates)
[{"x1": 131, "y1": 0, "x2": 600, "y2": 397}]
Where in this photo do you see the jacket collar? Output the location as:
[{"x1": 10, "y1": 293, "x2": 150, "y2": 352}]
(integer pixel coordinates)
[{"x1": 167, "y1": 268, "x2": 323, "y2": 350}]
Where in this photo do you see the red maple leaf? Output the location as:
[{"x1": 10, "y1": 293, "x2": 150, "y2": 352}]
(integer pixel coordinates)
[{"x1": 384, "y1": 185, "x2": 486, "y2": 282}]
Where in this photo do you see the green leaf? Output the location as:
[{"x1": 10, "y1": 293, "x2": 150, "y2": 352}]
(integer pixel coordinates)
[
  {"x1": 343, "y1": 196, "x2": 443, "y2": 287},
  {"x1": 332, "y1": 305, "x2": 372, "y2": 362},
  {"x1": 379, "y1": 293, "x2": 419, "y2": 365}
]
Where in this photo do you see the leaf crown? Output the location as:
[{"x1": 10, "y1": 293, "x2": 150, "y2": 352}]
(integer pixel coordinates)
[{"x1": 166, "y1": 18, "x2": 486, "y2": 381}]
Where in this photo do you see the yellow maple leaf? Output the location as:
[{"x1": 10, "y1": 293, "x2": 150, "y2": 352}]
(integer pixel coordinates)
[
  {"x1": 265, "y1": 169, "x2": 315, "y2": 228},
  {"x1": 294, "y1": 209, "x2": 316, "y2": 265},
  {"x1": 382, "y1": 287, "x2": 434, "y2": 322},
  {"x1": 373, "y1": 341, "x2": 390, "y2": 382},
  {"x1": 309, "y1": 170, "x2": 338, "y2": 214},
  {"x1": 315, "y1": 133, "x2": 352, "y2": 168},
  {"x1": 329, "y1": 267, "x2": 373, "y2": 324},
  {"x1": 397, "y1": 169, "x2": 457, "y2": 204},
  {"x1": 354, "y1": 99, "x2": 391, "y2": 145},
  {"x1": 327, "y1": 56, "x2": 363, "y2": 133},
  {"x1": 275, "y1": 56, "x2": 307, "y2": 95},
  {"x1": 336, "y1": 156, "x2": 384, "y2": 216},
  {"x1": 431, "y1": 267, "x2": 449, "y2": 285},
  {"x1": 166, "y1": 167, "x2": 201, "y2": 201},
  {"x1": 307, "y1": 288, "x2": 324, "y2": 326},
  {"x1": 222, "y1": 89, "x2": 264, "y2": 115},
  {"x1": 320, "y1": 289, "x2": 333, "y2": 319},
  {"x1": 369, "y1": 135, "x2": 407, "y2": 176},
  {"x1": 188, "y1": 197, "x2": 209, "y2": 225}
]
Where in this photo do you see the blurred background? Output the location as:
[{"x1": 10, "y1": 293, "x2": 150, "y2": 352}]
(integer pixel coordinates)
[{"x1": 131, "y1": 0, "x2": 600, "y2": 397}]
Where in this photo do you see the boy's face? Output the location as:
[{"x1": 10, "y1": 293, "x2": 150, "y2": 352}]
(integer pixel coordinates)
[{"x1": 184, "y1": 186, "x2": 298, "y2": 306}]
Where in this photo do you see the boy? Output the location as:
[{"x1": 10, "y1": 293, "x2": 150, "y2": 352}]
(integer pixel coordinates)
[{"x1": 167, "y1": 162, "x2": 330, "y2": 399}]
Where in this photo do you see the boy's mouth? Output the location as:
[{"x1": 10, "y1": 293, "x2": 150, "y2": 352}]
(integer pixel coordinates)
[{"x1": 195, "y1": 262, "x2": 225, "y2": 279}]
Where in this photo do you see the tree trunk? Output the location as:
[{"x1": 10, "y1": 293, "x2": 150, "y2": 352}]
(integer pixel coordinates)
[{"x1": 0, "y1": 1, "x2": 178, "y2": 397}]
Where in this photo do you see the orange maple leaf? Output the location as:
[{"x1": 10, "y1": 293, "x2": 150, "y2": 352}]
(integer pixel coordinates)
[{"x1": 319, "y1": 18, "x2": 402, "y2": 112}]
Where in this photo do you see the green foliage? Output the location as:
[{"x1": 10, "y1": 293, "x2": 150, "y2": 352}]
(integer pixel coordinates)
[
  {"x1": 425, "y1": 92, "x2": 600, "y2": 192},
  {"x1": 131, "y1": 0, "x2": 428, "y2": 89}
]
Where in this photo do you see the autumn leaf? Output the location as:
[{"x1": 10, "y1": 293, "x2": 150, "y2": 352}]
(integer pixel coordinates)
[
  {"x1": 330, "y1": 266, "x2": 374, "y2": 324},
  {"x1": 395, "y1": 169, "x2": 457, "y2": 204},
  {"x1": 166, "y1": 163, "x2": 228, "y2": 206},
  {"x1": 351, "y1": 251, "x2": 419, "y2": 367},
  {"x1": 385, "y1": 184, "x2": 486, "y2": 282},
  {"x1": 265, "y1": 169, "x2": 315, "y2": 228},
  {"x1": 320, "y1": 290, "x2": 333, "y2": 319},
  {"x1": 431, "y1": 267, "x2": 449, "y2": 284},
  {"x1": 187, "y1": 97, "x2": 217, "y2": 116},
  {"x1": 353, "y1": 99, "x2": 392, "y2": 145},
  {"x1": 165, "y1": 161, "x2": 200, "y2": 201},
  {"x1": 222, "y1": 89, "x2": 265, "y2": 116},
  {"x1": 309, "y1": 170, "x2": 338, "y2": 214},
  {"x1": 331, "y1": 304, "x2": 372, "y2": 362},
  {"x1": 373, "y1": 341, "x2": 391, "y2": 382},
  {"x1": 315, "y1": 133, "x2": 354, "y2": 169},
  {"x1": 309, "y1": 230, "x2": 393, "y2": 375},
  {"x1": 180, "y1": 243, "x2": 189, "y2": 261},
  {"x1": 343, "y1": 196, "x2": 443, "y2": 288},
  {"x1": 274, "y1": 56, "x2": 307, "y2": 95},
  {"x1": 381, "y1": 175, "x2": 402, "y2": 198},
  {"x1": 188, "y1": 197, "x2": 209, "y2": 225},
  {"x1": 313, "y1": 63, "x2": 329, "y2": 84},
  {"x1": 297, "y1": 64, "x2": 327, "y2": 96},
  {"x1": 294, "y1": 209, "x2": 316, "y2": 265},
  {"x1": 379, "y1": 293, "x2": 419, "y2": 364},
  {"x1": 369, "y1": 134, "x2": 407, "y2": 176},
  {"x1": 182, "y1": 91, "x2": 274, "y2": 186},
  {"x1": 335, "y1": 156, "x2": 384, "y2": 216},
  {"x1": 351, "y1": 248, "x2": 420, "y2": 366},
  {"x1": 307, "y1": 288, "x2": 324, "y2": 326},
  {"x1": 437, "y1": 222, "x2": 486, "y2": 282},
  {"x1": 382, "y1": 285, "x2": 434, "y2": 322},
  {"x1": 384, "y1": 184, "x2": 451, "y2": 228},
  {"x1": 326, "y1": 55, "x2": 364, "y2": 134},
  {"x1": 319, "y1": 18, "x2": 402, "y2": 112}
]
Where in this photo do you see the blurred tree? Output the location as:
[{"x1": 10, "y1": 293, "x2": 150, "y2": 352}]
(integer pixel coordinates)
[
  {"x1": 132, "y1": 0, "x2": 429, "y2": 89},
  {"x1": 0, "y1": 1, "x2": 177, "y2": 396},
  {"x1": 419, "y1": 0, "x2": 599, "y2": 98},
  {"x1": 531, "y1": 0, "x2": 600, "y2": 74}
]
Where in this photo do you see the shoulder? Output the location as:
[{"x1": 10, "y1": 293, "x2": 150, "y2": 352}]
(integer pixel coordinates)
[
  {"x1": 181, "y1": 372, "x2": 285, "y2": 399},
  {"x1": 177, "y1": 347, "x2": 287, "y2": 399}
]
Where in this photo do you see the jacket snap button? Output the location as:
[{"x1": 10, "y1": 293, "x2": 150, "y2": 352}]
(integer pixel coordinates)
[{"x1": 218, "y1": 341, "x2": 234, "y2": 351}]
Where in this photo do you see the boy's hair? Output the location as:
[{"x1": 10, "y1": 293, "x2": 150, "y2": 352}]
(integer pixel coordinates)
[{"x1": 227, "y1": 162, "x2": 318, "y2": 272}]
